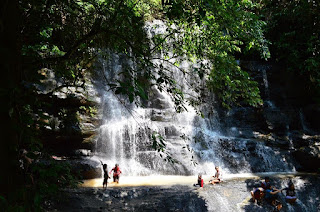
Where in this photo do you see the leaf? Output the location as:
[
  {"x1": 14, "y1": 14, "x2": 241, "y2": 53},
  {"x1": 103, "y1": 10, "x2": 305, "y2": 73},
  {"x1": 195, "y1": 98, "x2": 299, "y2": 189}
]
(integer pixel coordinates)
[
  {"x1": 115, "y1": 88, "x2": 122, "y2": 94},
  {"x1": 129, "y1": 94, "x2": 134, "y2": 103}
]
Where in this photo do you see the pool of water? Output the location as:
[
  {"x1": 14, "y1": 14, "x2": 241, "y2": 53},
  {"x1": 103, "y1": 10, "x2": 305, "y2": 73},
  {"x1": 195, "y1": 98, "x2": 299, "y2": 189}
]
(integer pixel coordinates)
[{"x1": 81, "y1": 171, "x2": 313, "y2": 188}]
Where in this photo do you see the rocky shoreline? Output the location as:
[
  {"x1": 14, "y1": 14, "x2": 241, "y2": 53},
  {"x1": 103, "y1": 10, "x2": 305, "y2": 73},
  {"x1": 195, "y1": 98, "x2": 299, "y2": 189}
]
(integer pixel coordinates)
[{"x1": 45, "y1": 175, "x2": 320, "y2": 212}]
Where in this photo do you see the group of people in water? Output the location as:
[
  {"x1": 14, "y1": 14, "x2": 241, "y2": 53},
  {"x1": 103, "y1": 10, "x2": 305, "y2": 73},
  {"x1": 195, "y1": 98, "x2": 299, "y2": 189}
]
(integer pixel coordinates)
[
  {"x1": 193, "y1": 166, "x2": 223, "y2": 187},
  {"x1": 100, "y1": 161, "x2": 122, "y2": 189},
  {"x1": 100, "y1": 163, "x2": 297, "y2": 211},
  {"x1": 250, "y1": 176, "x2": 297, "y2": 211},
  {"x1": 193, "y1": 167, "x2": 296, "y2": 211}
]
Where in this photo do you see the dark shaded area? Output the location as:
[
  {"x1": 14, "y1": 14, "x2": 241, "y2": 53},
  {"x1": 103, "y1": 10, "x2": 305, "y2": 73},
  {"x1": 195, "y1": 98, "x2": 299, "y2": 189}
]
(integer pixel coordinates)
[
  {"x1": 213, "y1": 60, "x2": 320, "y2": 173},
  {"x1": 46, "y1": 186, "x2": 207, "y2": 212},
  {"x1": 0, "y1": 0, "x2": 21, "y2": 202},
  {"x1": 39, "y1": 94, "x2": 97, "y2": 155}
]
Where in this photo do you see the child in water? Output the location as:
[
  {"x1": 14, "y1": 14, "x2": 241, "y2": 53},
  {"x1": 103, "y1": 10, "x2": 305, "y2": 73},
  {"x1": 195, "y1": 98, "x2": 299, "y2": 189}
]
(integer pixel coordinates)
[
  {"x1": 193, "y1": 174, "x2": 204, "y2": 188},
  {"x1": 100, "y1": 160, "x2": 110, "y2": 189}
]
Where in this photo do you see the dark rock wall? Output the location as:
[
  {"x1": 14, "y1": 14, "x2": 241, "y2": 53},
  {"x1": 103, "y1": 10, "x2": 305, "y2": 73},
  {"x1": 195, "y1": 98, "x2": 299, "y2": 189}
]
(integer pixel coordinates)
[{"x1": 216, "y1": 61, "x2": 320, "y2": 172}]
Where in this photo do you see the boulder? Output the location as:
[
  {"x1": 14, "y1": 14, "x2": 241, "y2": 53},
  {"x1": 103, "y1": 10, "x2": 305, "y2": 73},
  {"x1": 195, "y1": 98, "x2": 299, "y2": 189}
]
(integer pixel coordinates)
[
  {"x1": 68, "y1": 158, "x2": 102, "y2": 179},
  {"x1": 303, "y1": 104, "x2": 320, "y2": 132},
  {"x1": 292, "y1": 144, "x2": 320, "y2": 172}
]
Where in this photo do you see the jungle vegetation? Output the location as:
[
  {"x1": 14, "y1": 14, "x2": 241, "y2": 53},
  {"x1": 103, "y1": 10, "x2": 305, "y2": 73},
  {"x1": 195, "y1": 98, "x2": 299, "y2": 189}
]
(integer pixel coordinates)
[{"x1": 0, "y1": 0, "x2": 319, "y2": 210}]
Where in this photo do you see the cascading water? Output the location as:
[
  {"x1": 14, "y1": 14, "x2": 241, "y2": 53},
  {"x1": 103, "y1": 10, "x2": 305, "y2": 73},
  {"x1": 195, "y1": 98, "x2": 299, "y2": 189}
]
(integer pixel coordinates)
[
  {"x1": 299, "y1": 109, "x2": 310, "y2": 133},
  {"x1": 93, "y1": 20, "x2": 297, "y2": 176},
  {"x1": 262, "y1": 68, "x2": 275, "y2": 109},
  {"x1": 94, "y1": 51, "x2": 221, "y2": 175}
]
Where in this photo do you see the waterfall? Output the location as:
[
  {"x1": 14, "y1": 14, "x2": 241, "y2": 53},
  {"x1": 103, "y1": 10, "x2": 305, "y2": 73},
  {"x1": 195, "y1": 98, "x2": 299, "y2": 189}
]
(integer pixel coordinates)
[
  {"x1": 286, "y1": 125, "x2": 295, "y2": 150},
  {"x1": 94, "y1": 55, "x2": 222, "y2": 175},
  {"x1": 92, "y1": 21, "x2": 296, "y2": 176},
  {"x1": 299, "y1": 109, "x2": 310, "y2": 133},
  {"x1": 262, "y1": 68, "x2": 269, "y2": 97},
  {"x1": 261, "y1": 66, "x2": 276, "y2": 109}
]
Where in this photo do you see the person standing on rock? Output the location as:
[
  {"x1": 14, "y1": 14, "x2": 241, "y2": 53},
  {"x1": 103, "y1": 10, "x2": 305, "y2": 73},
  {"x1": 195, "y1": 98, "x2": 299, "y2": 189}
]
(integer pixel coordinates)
[
  {"x1": 110, "y1": 163, "x2": 122, "y2": 183},
  {"x1": 100, "y1": 160, "x2": 110, "y2": 189},
  {"x1": 209, "y1": 166, "x2": 222, "y2": 184}
]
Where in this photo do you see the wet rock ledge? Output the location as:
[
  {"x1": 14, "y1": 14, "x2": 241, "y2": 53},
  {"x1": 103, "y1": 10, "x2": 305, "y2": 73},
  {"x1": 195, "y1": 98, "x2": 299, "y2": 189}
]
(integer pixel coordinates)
[
  {"x1": 45, "y1": 175, "x2": 320, "y2": 212},
  {"x1": 45, "y1": 185, "x2": 207, "y2": 212}
]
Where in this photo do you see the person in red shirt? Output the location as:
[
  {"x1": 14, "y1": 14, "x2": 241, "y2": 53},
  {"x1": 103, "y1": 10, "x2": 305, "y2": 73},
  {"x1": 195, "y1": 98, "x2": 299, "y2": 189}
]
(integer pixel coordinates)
[
  {"x1": 109, "y1": 163, "x2": 122, "y2": 183},
  {"x1": 193, "y1": 174, "x2": 204, "y2": 188},
  {"x1": 251, "y1": 187, "x2": 264, "y2": 204}
]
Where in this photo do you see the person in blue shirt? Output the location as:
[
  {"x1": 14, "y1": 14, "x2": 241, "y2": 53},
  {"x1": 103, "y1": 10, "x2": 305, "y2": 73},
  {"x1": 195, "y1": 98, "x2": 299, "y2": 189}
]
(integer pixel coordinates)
[
  {"x1": 261, "y1": 176, "x2": 271, "y2": 190},
  {"x1": 265, "y1": 184, "x2": 282, "y2": 211}
]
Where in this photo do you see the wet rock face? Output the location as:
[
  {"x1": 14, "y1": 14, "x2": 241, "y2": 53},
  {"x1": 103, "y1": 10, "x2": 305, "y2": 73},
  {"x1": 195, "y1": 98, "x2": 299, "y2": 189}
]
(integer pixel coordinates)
[
  {"x1": 222, "y1": 61, "x2": 318, "y2": 137},
  {"x1": 212, "y1": 138, "x2": 295, "y2": 173},
  {"x1": 303, "y1": 104, "x2": 320, "y2": 132},
  {"x1": 292, "y1": 139, "x2": 320, "y2": 172},
  {"x1": 214, "y1": 61, "x2": 320, "y2": 172},
  {"x1": 48, "y1": 186, "x2": 207, "y2": 212},
  {"x1": 67, "y1": 158, "x2": 102, "y2": 179},
  {"x1": 35, "y1": 68, "x2": 101, "y2": 156},
  {"x1": 46, "y1": 51, "x2": 320, "y2": 176},
  {"x1": 151, "y1": 109, "x2": 174, "y2": 122},
  {"x1": 164, "y1": 126, "x2": 180, "y2": 138}
]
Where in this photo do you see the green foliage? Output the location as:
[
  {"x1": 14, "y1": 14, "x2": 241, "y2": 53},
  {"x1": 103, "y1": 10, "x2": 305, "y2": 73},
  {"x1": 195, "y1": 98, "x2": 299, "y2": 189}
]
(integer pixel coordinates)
[
  {"x1": 151, "y1": 132, "x2": 166, "y2": 152},
  {"x1": 32, "y1": 159, "x2": 80, "y2": 193},
  {"x1": 263, "y1": 0, "x2": 320, "y2": 94},
  {"x1": 0, "y1": 195, "x2": 7, "y2": 210},
  {"x1": 4, "y1": 0, "x2": 272, "y2": 209},
  {"x1": 4, "y1": 157, "x2": 80, "y2": 211},
  {"x1": 130, "y1": 0, "x2": 162, "y2": 19},
  {"x1": 154, "y1": 0, "x2": 269, "y2": 108},
  {"x1": 18, "y1": 0, "x2": 268, "y2": 115},
  {"x1": 79, "y1": 105, "x2": 97, "y2": 117},
  {"x1": 208, "y1": 55, "x2": 263, "y2": 108},
  {"x1": 151, "y1": 132, "x2": 176, "y2": 163}
]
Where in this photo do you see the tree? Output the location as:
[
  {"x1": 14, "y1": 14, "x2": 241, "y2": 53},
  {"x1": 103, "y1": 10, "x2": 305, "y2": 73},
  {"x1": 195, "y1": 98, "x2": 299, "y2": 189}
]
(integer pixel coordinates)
[
  {"x1": 263, "y1": 0, "x2": 320, "y2": 99},
  {"x1": 2, "y1": 0, "x2": 155, "y2": 210},
  {"x1": 149, "y1": 0, "x2": 269, "y2": 109},
  {"x1": 1, "y1": 0, "x2": 269, "y2": 209}
]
